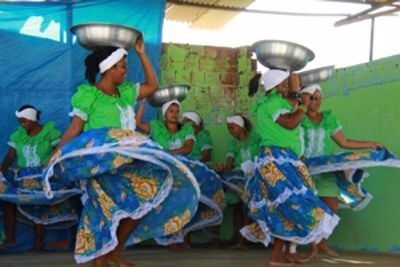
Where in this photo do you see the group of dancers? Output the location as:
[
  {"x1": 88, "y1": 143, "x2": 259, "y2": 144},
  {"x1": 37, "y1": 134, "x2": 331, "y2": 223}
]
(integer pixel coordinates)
[{"x1": 1, "y1": 36, "x2": 399, "y2": 267}]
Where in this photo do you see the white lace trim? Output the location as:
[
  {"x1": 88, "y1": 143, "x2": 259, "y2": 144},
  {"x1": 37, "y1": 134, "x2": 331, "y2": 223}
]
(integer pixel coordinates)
[
  {"x1": 69, "y1": 108, "x2": 88, "y2": 121},
  {"x1": 22, "y1": 144, "x2": 40, "y2": 167},
  {"x1": 304, "y1": 127, "x2": 326, "y2": 158},
  {"x1": 116, "y1": 104, "x2": 136, "y2": 131},
  {"x1": 201, "y1": 144, "x2": 213, "y2": 151},
  {"x1": 272, "y1": 108, "x2": 291, "y2": 122},
  {"x1": 308, "y1": 159, "x2": 400, "y2": 175}
]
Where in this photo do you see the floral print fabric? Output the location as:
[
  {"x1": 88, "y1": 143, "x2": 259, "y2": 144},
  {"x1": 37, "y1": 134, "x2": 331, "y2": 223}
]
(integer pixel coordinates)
[
  {"x1": 43, "y1": 128, "x2": 200, "y2": 263},
  {"x1": 241, "y1": 146, "x2": 340, "y2": 246}
]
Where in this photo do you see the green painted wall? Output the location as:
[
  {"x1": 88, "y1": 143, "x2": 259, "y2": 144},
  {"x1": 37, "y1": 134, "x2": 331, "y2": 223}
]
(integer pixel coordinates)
[
  {"x1": 319, "y1": 58, "x2": 400, "y2": 252},
  {"x1": 161, "y1": 44, "x2": 400, "y2": 251}
]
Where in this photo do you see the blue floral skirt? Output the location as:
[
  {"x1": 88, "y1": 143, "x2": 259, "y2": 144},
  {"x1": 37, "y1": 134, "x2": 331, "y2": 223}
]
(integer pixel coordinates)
[
  {"x1": 0, "y1": 167, "x2": 81, "y2": 225},
  {"x1": 305, "y1": 147, "x2": 400, "y2": 211},
  {"x1": 171, "y1": 155, "x2": 225, "y2": 238},
  {"x1": 220, "y1": 169, "x2": 250, "y2": 206},
  {"x1": 241, "y1": 146, "x2": 340, "y2": 246},
  {"x1": 43, "y1": 128, "x2": 200, "y2": 263}
]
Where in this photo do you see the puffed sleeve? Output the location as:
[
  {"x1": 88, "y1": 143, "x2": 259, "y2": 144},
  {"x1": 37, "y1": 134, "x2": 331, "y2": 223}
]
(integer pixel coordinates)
[
  {"x1": 181, "y1": 123, "x2": 196, "y2": 142},
  {"x1": 226, "y1": 138, "x2": 236, "y2": 159},
  {"x1": 44, "y1": 121, "x2": 62, "y2": 146},
  {"x1": 268, "y1": 96, "x2": 292, "y2": 122},
  {"x1": 70, "y1": 84, "x2": 98, "y2": 121},
  {"x1": 8, "y1": 128, "x2": 24, "y2": 149},
  {"x1": 200, "y1": 130, "x2": 213, "y2": 151},
  {"x1": 324, "y1": 110, "x2": 343, "y2": 135}
]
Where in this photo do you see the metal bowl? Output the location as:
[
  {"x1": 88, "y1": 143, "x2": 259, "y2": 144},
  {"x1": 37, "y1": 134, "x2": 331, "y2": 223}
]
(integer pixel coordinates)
[
  {"x1": 251, "y1": 40, "x2": 315, "y2": 71},
  {"x1": 298, "y1": 65, "x2": 335, "y2": 87},
  {"x1": 147, "y1": 84, "x2": 191, "y2": 107},
  {"x1": 70, "y1": 23, "x2": 142, "y2": 50}
]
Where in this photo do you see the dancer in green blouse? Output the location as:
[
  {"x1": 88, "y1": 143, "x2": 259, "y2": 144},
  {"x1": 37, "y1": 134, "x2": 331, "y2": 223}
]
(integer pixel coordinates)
[
  {"x1": 137, "y1": 100, "x2": 225, "y2": 250},
  {"x1": 0, "y1": 104, "x2": 61, "y2": 251},
  {"x1": 182, "y1": 111, "x2": 213, "y2": 162},
  {"x1": 300, "y1": 84, "x2": 382, "y2": 257},
  {"x1": 222, "y1": 114, "x2": 260, "y2": 249},
  {"x1": 54, "y1": 37, "x2": 159, "y2": 267}
]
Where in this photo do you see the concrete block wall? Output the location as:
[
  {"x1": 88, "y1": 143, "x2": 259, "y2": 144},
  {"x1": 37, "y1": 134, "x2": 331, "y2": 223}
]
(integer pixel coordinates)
[{"x1": 160, "y1": 43, "x2": 257, "y2": 125}]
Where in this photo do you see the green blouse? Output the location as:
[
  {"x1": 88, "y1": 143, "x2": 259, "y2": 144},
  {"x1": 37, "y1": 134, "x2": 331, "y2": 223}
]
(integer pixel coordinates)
[
  {"x1": 254, "y1": 90, "x2": 304, "y2": 156},
  {"x1": 71, "y1": 81, "x2": 139, "y2": 131},
  {"x1": 226, "y1": 130, "x2": 261, "y2": 168},
  {"x1": 149, "y1": 120, "x2": 195, "y2": 150},
  {"x1": 8, "y1": 121, "x2": 61, "y2": 167},
  {"x1": 189, "y1": 129, "x2": 213, "y2": 161},
  {"x1": 302, "y1": 110, "x2": 342, "y2": 158}
]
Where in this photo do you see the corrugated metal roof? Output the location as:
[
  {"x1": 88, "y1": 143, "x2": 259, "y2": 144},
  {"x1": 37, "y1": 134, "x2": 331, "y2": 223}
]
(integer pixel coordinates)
[
  {"x1": 165, "y1": 0, "x2": 400, "y2": 29},
  {"x1": 165, "y1": 0, "x2": 255, "y2": 30}
]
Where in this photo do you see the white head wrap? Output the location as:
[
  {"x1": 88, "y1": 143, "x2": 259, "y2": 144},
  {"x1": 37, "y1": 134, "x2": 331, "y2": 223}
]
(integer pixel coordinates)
[
  {"x1": 301, "y1": 84, "x2": 322, "y2": 95},
  {"x1": 226, "y1": 115, "x2": 244, "y2": 128},
  {"x1": 261, "y1": 69, "x2": 290, "y2": 92},
  {"x1": 15, "y1": 107, "x2": 37, "y2": 121},
  {"x1": 99, "y1": 48, "x2": 128, "y2": 74},
  {"x1": 182, "y1": 112, "x2": 201, "y2": 127},
  {"x1": 162, "y1": 99, "x2": 181, "y2": 117}
]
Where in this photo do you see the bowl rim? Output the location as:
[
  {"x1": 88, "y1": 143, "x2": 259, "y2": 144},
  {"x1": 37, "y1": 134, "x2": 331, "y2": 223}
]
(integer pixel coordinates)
[
  {"x1": 297, "y1": 65, "x2": 335, "y2": 76},
  {"x1": 156, "y1": 83, "x2": 191, "y2": 91},
  {"x1": 251, "y1": 39, "x2": 315, "y2": 61},
  {"x1": 70, "y1": 22, "x2": 143, "y2": 37},
  {"x1": 147, "y1": 84, "x2": 191, "y2": 107}
]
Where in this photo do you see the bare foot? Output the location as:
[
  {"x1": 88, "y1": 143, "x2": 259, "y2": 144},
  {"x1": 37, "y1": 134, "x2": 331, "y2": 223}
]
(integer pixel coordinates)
[
  {"x1": 108, "y1": 252, "x2": 136, "y2": 267},
  {"x1": 169, "y1": 243, "x2": 190, "y2": 251},
  {"x1": 47, "y1": 239, "x2": 70, "y2": 250},
  {"x1": 169, "y1": 243, "x2": 183, "y2": 251},
  {"x1": 178, "y1": 242, "x2": 191, "y2": 249},
  {"x1": 92, "y1": 256, "x2": 110, "y2": 267},
  {"x1": 318, "y1": 243, "x2": 339, "y2": 257},
  {"x1": 269, "y1": 258, "x2": 294, "y2": 266},
  {"x1": 285, "y1": 252, "x2": 313, "y2": 263}
]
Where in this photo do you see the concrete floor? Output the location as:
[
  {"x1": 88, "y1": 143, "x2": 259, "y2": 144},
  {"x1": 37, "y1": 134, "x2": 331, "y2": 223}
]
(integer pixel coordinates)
[{"x1": 1, "y1": 247, "x2": 400, "y2": 267}]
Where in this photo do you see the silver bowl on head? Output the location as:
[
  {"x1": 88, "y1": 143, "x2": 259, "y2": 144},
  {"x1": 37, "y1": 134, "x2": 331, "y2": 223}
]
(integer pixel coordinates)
[
  {"x1": 298, "y1": 65, "x2": 335, "y2": 87},
  {"x1": 70, "y1": 23, "x2": 142, "y2": 50},
  {"x1": 147, "y1": 84, "x2": 191, "y2": 107},
  {"x1": 251, "y1": 40, "x2": 315, "y2": 71}
]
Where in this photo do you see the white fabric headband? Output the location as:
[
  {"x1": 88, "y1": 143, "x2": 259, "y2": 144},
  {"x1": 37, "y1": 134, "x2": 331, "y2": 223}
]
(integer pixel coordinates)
[
  {"x1": 227, "y1": 115, "x2": 244, "y2": 127},
  {"x1": 182, "y1": 112, "x2": 201, "y2": 127},
  {"x1": 301, "y1": 84, "x2": 322, "y2": 95},
  {"x1": 15, "y1": 107, "x2": 37, "y2": 121},
  {"x1": 162, "y1": 99, "x2": 181, "y2": 117},
  {"x1": 99, "y1": 48, "x2": 128, "y2": 74},
  {"x1": 261, "y1": 69, "x2": 290, "y2": 92}
]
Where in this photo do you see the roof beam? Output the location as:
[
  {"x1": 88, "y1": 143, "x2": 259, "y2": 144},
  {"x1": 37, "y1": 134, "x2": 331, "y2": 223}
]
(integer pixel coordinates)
[
  {"x1": 334, "y1": 0, "x2": 400, "y2": 26},
  {"x1": 166, "y1": 0, "x2": 350, "y2": 17}
]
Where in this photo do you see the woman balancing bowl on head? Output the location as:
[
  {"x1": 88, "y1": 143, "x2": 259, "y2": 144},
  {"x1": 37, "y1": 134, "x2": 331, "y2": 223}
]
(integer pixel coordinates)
[
  {"x1": 240, "y1": 70, "x2": 340, "y2": 266},
  {"x1": 43, "y1": 37, "x2": 200, "y2": 267},
  {"x1": 136, "y1": 99, "x2": 225, "y2": 250}
]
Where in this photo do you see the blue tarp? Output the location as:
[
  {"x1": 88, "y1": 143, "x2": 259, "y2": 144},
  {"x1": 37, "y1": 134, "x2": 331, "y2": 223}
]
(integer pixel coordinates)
[{"x1": 0, "y1": 0, "x2": 166, "y2": 159}]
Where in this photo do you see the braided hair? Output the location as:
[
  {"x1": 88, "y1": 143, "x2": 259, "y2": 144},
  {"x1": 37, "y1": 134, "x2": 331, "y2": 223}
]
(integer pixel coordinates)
[
  {"x1": 84, "y1": 46, "x2": 119, "y2": 84},
  {"x1": 240, "y1": 114, "x2": 253, "y2": 133},
  {"x1": 248, "y1": 72, "x2": 261, "y2": 97}
]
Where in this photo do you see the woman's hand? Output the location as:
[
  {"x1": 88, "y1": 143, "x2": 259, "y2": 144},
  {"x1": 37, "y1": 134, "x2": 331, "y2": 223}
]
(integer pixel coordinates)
[
  {"x1": 288, "y1": 73, "x2": 301, "y2": 92},
  {"x1": 300, "y1": 93, "x2": 311, "y2": 107},
  {"x1": 134, "y1": 36, "x2": 145, "y2": 55},
  {"x1": 369, "y1": 142, "x2": 384, "y2": 150}
]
